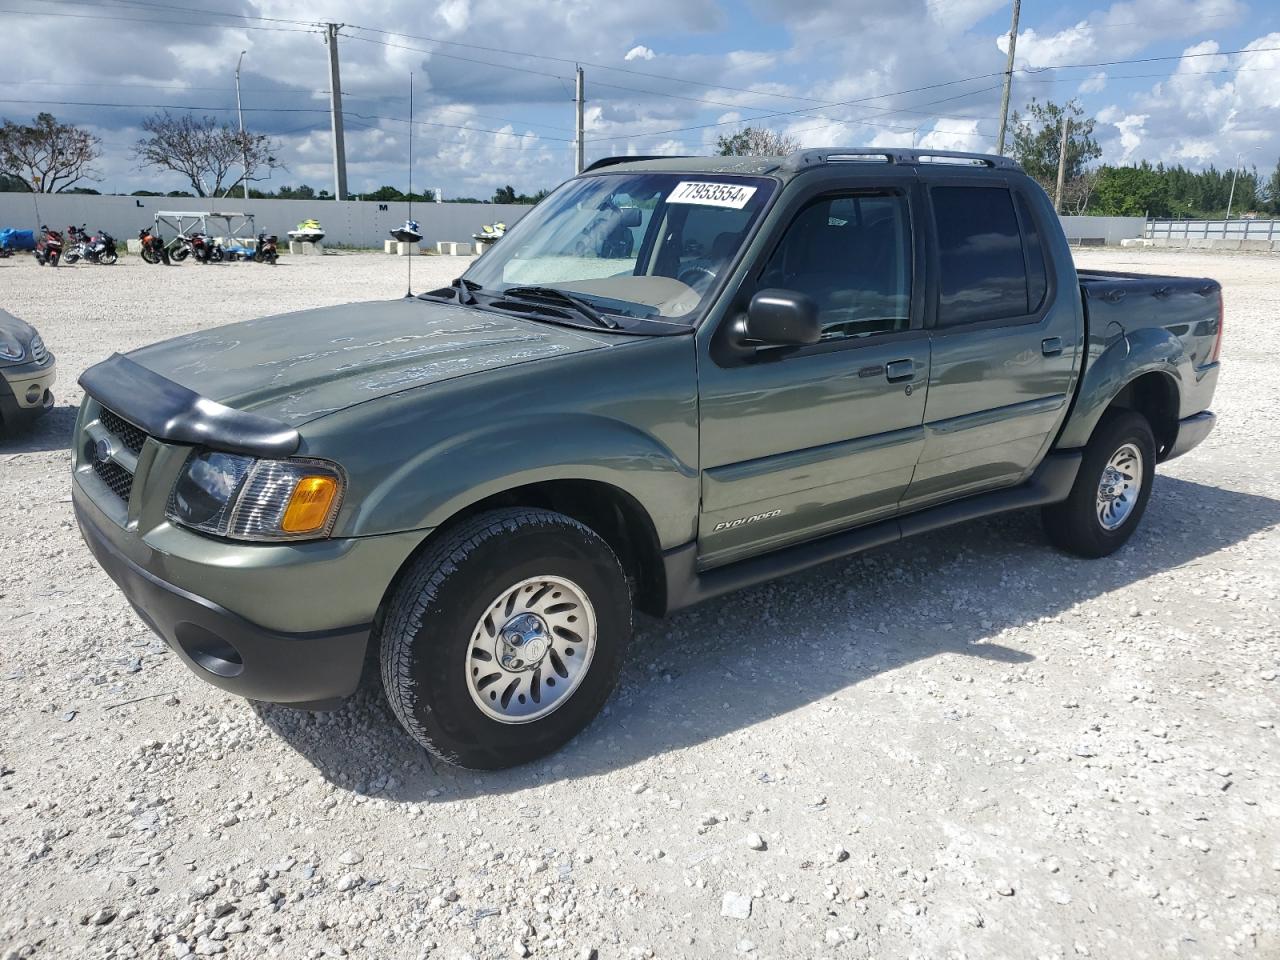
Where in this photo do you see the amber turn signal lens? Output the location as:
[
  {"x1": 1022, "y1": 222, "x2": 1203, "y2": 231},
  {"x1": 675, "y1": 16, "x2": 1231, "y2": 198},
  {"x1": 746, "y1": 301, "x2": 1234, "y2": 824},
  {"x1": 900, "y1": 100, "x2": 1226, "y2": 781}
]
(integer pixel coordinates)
[{"x1": 280, "y1": 475, "x2": 339, "y2": 533}]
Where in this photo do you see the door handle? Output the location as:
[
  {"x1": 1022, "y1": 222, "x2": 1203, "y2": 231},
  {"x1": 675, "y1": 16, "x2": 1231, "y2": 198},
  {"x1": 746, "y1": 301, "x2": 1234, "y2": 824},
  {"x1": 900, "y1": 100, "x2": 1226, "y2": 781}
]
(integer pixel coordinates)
[
  {"x1": 1041, "y1": 337, "x2": 1063, "y2": 356},
  {"x1": 885, "y1": 358, "x2": 914, "y2": 382}
]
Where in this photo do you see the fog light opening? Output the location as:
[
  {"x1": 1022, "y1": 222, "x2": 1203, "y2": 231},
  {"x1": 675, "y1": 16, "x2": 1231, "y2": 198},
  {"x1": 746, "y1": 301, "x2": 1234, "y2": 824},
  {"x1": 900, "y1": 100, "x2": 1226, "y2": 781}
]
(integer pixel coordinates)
[{"x1": 175, "y1": 624, "x2": 245, "y2": 678}]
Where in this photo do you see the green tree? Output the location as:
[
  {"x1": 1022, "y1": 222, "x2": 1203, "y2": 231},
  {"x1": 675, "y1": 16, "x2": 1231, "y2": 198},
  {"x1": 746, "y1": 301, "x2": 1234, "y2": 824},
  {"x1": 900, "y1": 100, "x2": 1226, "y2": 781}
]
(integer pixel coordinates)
[
  {"x1": 1009, "y1": 99, "x2": 1101, "y2": 189},
  {"x1": 1091, "y1": 165, "x2": 1170, "y2": 217},
  {"x1": 1264, "y1": 158, "x2": 1280, "y2": 215},
  {"x1": 492, "y1": 185, "x2": 549, "y2": 204}
]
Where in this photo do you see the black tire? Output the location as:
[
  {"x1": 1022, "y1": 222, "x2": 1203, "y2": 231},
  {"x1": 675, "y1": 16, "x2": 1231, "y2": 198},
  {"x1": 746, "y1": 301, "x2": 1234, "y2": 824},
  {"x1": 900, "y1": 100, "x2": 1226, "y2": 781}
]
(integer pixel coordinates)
[
  {"x1": 171, "y1": 246, "x2": 189, "y2": 262},
  {"x1": 1043, "y1": 409, "x2": 1156, "y2": 558},
  {"x1": 141, "y1": 247, "x2": 159, "y2": 265},
  {"x1": 101, "y1": 250, "x2": 118, "y2": 265},
  {"x1": 380, "y1": 507, "x2": 632, "y2": 769}
]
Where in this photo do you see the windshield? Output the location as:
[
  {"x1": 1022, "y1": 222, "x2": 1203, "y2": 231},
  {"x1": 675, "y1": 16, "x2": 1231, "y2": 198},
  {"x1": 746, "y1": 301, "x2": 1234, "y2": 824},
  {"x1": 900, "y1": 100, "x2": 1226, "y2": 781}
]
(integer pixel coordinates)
[{"x1": 462, "y1": 172, "x2": 776, "y2": 322}]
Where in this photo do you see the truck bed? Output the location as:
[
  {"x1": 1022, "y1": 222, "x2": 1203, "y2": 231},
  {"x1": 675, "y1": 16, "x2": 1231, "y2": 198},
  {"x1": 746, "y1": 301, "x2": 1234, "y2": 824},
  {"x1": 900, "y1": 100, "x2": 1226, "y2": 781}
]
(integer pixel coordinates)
[{"x1": 1077, "y1": 269, "x2": 1222, "y2": 367}]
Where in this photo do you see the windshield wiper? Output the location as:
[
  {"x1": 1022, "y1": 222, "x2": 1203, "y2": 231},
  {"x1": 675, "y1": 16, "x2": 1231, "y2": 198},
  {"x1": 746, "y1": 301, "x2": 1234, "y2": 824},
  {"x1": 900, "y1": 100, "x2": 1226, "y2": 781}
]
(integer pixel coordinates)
[
  {"x1": 500, "y1": 285, "x2": 621, "y2": 329},
  {"x1": 452, "y1": 277, "x2": 482, "y2": 305}
]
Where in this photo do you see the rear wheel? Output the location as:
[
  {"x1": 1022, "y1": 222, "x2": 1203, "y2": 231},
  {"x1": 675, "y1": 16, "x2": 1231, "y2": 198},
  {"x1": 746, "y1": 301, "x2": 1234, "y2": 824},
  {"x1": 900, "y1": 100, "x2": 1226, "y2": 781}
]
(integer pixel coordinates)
[
  {"x1": 1043, "y1": 409, "x2": 1156, "y2": 557},
  {"x1": 380, "y1": 508, "x2": 632, "y2": 769}
]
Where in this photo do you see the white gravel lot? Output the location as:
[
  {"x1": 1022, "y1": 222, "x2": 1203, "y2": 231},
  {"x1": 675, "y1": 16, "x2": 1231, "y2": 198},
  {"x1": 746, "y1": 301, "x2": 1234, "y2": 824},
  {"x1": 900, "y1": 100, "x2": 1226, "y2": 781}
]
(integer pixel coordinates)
[{"x1": 1, "y1": 248, "x2": 1277, "y2": 960}]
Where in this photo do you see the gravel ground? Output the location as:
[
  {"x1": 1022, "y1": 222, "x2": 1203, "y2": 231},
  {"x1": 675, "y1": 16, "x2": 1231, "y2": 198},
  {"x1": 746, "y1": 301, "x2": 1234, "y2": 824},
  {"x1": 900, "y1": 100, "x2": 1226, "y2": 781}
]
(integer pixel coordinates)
[{"x1": 1, "y1": 248, "x2": 1277, "y2": 960}]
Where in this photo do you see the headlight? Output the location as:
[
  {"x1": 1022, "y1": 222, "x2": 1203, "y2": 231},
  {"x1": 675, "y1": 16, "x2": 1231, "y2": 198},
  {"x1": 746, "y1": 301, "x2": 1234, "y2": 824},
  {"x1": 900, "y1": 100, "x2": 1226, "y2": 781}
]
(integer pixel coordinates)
[
  {"x1": 167, "y1": 451, "x2": 345, "y2": 541},
  {"x1": 0, "y1": 330, "x2": 24, "y2": 361}
]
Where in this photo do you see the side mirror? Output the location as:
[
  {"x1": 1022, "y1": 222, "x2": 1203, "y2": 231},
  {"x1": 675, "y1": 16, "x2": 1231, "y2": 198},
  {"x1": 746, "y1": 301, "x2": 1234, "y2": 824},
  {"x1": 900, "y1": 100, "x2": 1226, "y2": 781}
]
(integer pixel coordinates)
[{"x1": 742, "y1": 289, "x2": 821, "y2": 346}]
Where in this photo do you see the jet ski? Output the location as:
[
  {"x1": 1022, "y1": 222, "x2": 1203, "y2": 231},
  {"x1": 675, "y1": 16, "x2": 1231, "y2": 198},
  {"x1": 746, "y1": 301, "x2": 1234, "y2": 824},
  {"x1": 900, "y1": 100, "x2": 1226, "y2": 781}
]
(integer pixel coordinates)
[
  {"x1": 287, "y1": 218, "x2": 326, "y2": 243},
  {"x1": 389, "y1": 219, "x2": 422, "y2": 243}
]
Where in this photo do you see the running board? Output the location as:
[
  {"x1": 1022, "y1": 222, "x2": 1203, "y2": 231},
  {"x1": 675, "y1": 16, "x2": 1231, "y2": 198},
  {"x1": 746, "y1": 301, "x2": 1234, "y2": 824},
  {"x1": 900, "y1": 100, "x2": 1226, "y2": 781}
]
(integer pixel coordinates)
[{"x1": 661, "y1": 450, "x2": 1081, "y2": 614}]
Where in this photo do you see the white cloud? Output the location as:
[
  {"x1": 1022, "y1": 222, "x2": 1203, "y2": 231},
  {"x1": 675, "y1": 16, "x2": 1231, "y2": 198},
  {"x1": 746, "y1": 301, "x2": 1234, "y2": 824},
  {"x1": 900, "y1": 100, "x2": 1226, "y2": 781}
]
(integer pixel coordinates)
[
  {"x1": 624, "y1": 45, "x2": 656, "y2": 61},
  {"x1": 1078, "y1": 72, "x2": 1107, "y2": 95}
]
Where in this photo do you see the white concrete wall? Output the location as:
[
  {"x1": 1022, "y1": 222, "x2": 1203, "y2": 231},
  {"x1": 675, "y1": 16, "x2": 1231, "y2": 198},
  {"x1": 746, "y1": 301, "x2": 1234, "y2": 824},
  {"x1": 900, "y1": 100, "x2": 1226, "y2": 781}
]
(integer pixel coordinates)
[
  {"x1": 0, "y1": 194, "x2": 531, "y2": 249},
  {"x1": 1058, "y1": 216, "x2": 1147, "y2": 244}
]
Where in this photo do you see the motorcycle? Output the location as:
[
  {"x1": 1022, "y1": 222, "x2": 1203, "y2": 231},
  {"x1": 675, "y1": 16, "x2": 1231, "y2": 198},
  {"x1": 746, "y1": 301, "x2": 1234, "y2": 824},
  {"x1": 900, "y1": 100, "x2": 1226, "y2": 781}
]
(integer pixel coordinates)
[
  {"x1": 34, "y1": 226, "x2": 63, "y2": 267},
  {"x1": 64, "y1": 225, "x2": 119, "y2": 265},
  {"x1": 173, "y1": 232, "x2": 223, "y2": 264},
  {"x1": 138, "y1": 227, "x2": 170, "y2": 265},
  {"x1": 252, "y1": 232, "x2": 278, "y2": 264}
]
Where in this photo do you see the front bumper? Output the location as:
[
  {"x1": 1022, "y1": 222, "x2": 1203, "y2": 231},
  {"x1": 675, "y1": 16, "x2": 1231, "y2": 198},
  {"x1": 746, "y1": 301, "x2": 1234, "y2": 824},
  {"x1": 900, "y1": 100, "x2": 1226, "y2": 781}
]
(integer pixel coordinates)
[
  {"x1": 76, "y1": 497, "x2": 373, "y2": 709},
  {"x1": 0, "y1": 354, "x2": 56, "y2": 426},
  {"x1": 1164, "y1": 410, "x2": 1215, "y2": 462}
]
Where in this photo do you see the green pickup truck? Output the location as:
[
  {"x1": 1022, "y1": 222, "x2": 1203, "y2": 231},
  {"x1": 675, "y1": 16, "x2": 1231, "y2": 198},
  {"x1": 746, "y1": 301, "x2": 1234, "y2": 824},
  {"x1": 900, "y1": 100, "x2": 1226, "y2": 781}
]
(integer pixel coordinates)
[{"x1": 73, "y1": 149, "x2": 1221, "y2": 768}]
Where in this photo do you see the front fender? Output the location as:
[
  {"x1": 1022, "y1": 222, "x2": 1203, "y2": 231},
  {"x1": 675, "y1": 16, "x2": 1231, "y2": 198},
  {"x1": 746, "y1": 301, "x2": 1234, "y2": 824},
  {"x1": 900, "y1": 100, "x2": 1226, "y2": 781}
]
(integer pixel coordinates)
[
  {"x1": 326, "y1": 411, "x2": 698, "y2": 547},
  {"x1": 1055, "y1": 325, "x2": 1183, "y2": 450}
]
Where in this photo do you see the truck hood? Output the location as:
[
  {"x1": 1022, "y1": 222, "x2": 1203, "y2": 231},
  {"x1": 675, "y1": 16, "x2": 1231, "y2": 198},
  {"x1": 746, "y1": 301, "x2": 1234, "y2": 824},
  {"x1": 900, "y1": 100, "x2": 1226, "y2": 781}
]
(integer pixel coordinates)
[{"x1": 126, "y1": 298, "x2": 610, "y2": 425}]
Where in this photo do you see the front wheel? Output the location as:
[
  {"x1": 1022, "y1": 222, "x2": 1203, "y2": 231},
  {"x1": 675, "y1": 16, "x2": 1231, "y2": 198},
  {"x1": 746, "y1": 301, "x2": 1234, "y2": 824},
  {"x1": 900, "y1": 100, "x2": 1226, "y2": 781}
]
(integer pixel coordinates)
[
  {"x1": 380, "y1": 508, "x2": 632, "y2": 769},
  {"x1": 100, "y1": 249, "x2": 118, "y2": 265},
  {"x1": 1042, "y1": 410, "x2": 1156, "y2": 558}
]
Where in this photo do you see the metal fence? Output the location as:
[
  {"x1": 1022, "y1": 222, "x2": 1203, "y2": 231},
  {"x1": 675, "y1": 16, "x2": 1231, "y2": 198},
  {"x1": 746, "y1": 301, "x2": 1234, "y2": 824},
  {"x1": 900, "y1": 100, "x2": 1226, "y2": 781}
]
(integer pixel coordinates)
[{"x1": 1146, "y1": 218, "x2": 1280, "y2": 241}]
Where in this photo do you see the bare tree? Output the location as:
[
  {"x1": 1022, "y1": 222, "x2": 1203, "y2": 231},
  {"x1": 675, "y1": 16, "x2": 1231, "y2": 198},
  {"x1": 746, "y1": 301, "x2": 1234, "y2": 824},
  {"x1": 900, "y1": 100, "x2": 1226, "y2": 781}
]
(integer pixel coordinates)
[
  {"x1": 716, "y1": 127, "x2": 801, "y2": 157},
  {"x1": 1062, "y1": 170, "x2": 1099, "y2": 216},
  {"x1": 0, "y1": 113, "x2": 100, "y2": 192},
  {"x1": 134, "y1": 112, "x2": 284, "y2": 198}
]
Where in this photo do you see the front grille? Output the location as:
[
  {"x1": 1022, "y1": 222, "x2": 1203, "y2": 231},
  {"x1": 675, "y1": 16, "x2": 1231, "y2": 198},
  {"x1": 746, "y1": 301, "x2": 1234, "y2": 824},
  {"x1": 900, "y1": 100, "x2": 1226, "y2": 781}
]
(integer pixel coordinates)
[
  {"x1": 91, "y1": 457, "x2": 134, "y2": 501},
  {"x1": 30, "y1": 335, "x2": 47, "y2": 364},
  {"x1": 86, "y1": 405, "x2": 150, "y2": 504},
  {"x1": 99, "y1": 408, "x2": 147, "y2": 455}
]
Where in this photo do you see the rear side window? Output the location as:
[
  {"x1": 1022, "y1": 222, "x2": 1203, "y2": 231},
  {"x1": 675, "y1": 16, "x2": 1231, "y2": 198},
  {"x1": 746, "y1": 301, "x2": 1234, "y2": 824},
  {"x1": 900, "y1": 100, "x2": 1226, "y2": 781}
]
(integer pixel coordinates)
[
  {"x1": 1017, "y1": 192, "x2": 1048, "y2": 313},
  {"x1": 932, "y1": 186, "x2": 1028, "y2": 326}
]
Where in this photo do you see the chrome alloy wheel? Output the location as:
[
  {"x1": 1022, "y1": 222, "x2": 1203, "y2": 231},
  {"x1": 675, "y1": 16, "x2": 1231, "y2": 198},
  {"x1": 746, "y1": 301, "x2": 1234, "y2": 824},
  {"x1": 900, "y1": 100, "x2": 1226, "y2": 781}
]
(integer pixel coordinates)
[
  {"x1": 1096, "y1": 442, "x2": 1144, "y2": 531},
  {"x1": 465, "y1": 575, "x2": 598, "y2": 723}
]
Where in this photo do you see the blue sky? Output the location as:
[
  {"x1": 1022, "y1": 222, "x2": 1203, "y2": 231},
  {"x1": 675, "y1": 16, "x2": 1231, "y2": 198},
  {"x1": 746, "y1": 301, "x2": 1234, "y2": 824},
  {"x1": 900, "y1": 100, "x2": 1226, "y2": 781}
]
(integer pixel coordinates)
[{"x1": 1, "y1": 0, "x2": 1278, "y2": 197}]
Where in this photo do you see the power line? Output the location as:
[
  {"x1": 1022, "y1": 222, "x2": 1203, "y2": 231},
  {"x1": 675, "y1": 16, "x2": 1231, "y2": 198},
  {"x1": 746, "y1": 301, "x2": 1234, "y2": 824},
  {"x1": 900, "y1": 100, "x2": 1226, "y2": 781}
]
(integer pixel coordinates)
[
  {"x1": 4, "y1": 78, "x2": 577, "y2": 132},
  {"x1": 0, "y1": 5, "x2": 321, "y2": 32},
  {"x1": 0, "y1": 98, "x2": 578, "y2": 141}
]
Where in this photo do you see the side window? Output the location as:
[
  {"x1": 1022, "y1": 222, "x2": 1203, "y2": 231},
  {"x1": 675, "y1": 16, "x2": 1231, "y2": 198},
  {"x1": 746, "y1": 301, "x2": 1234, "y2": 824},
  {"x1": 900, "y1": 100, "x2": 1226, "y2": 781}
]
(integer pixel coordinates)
[
  {"x1": 932, "y1": 186, "x2": 1028, "y2": 326},
  {"x1": 1017, "y1": 192, "x2": 1048, "y2": 313},
  {"x1": 761, "y1": 193, "x2": 912, "y2": 342}
]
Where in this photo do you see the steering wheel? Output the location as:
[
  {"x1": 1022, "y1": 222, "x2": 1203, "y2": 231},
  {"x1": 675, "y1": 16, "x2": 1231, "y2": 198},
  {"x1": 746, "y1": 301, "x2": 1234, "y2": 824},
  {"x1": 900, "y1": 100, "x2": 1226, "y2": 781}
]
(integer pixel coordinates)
[{"x1": 677, "y1": 264, "x2": 717, "y2": 290}]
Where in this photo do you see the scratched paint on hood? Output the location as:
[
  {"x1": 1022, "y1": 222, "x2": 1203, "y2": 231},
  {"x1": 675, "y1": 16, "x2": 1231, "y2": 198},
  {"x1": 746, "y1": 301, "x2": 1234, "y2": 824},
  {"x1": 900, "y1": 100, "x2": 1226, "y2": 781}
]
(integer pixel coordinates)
[{"x1": 126, "y1": 298, "x2": 610, "y2": 425}]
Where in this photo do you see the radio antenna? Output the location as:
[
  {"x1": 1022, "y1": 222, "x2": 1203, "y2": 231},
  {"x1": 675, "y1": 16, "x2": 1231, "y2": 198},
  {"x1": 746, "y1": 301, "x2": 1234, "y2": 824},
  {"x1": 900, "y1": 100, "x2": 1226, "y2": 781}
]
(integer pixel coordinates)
[{"x1": 404, "y1": 71, "x2": 414, "y2": 299}]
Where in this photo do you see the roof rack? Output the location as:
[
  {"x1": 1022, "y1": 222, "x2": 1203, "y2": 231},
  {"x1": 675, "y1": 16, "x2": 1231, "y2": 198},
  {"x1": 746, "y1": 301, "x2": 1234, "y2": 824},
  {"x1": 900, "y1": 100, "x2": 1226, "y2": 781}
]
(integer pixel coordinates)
[
  {"x1": 582, "y1": 155, "x2": 690, "y2": 172},
  {"x1": 781, "y1": 148, "x2": 1020, "y2": 172}
]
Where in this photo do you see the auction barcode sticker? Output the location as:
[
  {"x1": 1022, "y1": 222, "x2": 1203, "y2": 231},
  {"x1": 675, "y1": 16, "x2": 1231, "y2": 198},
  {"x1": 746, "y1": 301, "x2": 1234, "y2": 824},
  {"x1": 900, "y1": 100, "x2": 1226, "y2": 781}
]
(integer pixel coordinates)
[{"x1": 667, "y1": 181, "x2": 758, "y2": 209}]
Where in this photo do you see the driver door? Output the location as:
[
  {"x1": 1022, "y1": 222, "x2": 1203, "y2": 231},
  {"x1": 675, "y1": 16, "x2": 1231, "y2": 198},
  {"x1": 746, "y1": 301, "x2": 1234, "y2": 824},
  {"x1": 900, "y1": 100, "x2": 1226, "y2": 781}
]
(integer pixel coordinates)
[{"x1": 696, "y1": 175, "x2": 930, "y2": 568}]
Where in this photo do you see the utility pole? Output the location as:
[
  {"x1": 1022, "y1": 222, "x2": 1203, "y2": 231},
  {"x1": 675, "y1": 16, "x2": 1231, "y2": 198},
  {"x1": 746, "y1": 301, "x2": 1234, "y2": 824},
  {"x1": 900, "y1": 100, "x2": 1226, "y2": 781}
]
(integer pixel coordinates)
[
  {"x1": 1225, "y1": 151, "x2": 1243, "y2": 219},
  {"x1": 1054, "y1": 113, "x2": 1070, "y2": 213},
  {"x1": 325, "y1": 23, "x2": 348, "y2": 201},
  {"x1": 574, "y1": 66, "x2": 585, "y2": 175},
  {"x1": 995, "y1": 0, "x2": 1021, "y2": 156},
  {"x1": 235, "y1": 50, "x2": 249, "y2": 201}
]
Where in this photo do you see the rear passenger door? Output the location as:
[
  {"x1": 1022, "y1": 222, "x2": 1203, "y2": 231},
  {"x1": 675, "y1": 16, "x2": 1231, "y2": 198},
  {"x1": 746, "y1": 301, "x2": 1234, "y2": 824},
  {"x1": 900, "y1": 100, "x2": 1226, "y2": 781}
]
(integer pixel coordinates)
[{"x1": 901, "y1": 177, "x2": 1079, "y2": 509}]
